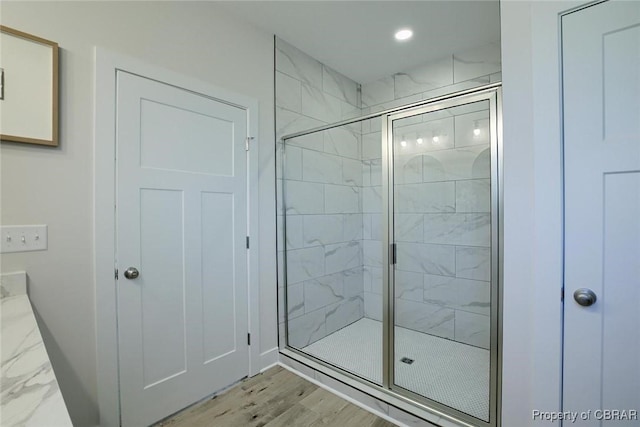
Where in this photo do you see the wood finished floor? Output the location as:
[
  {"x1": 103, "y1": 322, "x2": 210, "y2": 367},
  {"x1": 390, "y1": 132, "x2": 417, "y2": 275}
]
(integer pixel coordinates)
[{"x1": 156, "y1": 365, "x2": 397, "y2": 427}]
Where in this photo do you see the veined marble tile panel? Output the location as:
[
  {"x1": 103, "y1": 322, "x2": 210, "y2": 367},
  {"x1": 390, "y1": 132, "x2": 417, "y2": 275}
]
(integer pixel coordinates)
[
  {"x1": 369, "y1": 159, "x2": 382, "y2": 186},
  {"x1": 276, "y1": 71, "x2": 302, "y2": 112},
  {"x1": 363, "y1": 266, "x2": 383, "y2": 294},
  {"x1": 343, "y1": 267, "x2": 364, "y2": 298},
  {"x1": 456, "y1": 179, "x2": 491, "y2": 213},
  {"x1": 424, "y1": 275, "x2": 490, "y2": 316},
  {"x1": 288, "y1": 308, "x2": 327, "y2": 348},
  {"x1": 302, "y1": 84, "x2": 343, "y2": 123},
  {"x1": 304, "y1": 273, "x2": 344, "y2": 313},
  {"x1": 303, "y1": 214, "x2": 343, "y2": 247},
  {"x1": 362, "y1": 76, "x2": 395, "y2": 108},
  {"x1": 423, "y1": 213, "x2": 491, "y2": 247},
  {"x1": 340, "y1": 99, "x2": 362, "y2": 121},
  {"x1": 325, "y1": 241, "x2": 361, "y2": 275},
  {"x1": 394, "y1": 154, "x2": 423, "y2": 185},
  {"x1": 395, "y1": 214, "x2": 424, "y2": 243},
  {"x1": 363, "y1": 159, "x2": 382, "y2": 187},
  {"x1": 342, "y1": 157, "x2": 363, "y2": 187},
  {"x1": 276, "y1": 38, "x2": 323, "y2": 90},
  {"x1": 456, "y1": 278, "x2": 491, "y2": 316},
  {"x1": 323, "y1": 66, "x2": 360, "y2": 107},
  {"x1": 326, "y1": 295, "x2": 364, "y2": 335},
  {"x1": 283, "y1": 145, "x2": 303, "y2": 180},
  {"x1": 364, "y1": 292, "x2": 383, "y2": 321},
  {"x1": 362, "y1": 132, "x2": 382, "y2": 160},
  {"x1": 456, "y1": 246, "x2": 491, "y2": 281},
  {"x1": 394, "y1": 57, "x2": 454, "y2": 99},
  {"x1": 370, "y1": 214, "x2": 382, "y2": 241},
  {"x1": 423, "y1": 274, "x2": 457, "y2": 308},
  {"x1": 396, "y1": 242, "x2": 455, "y2": 276},
  {"x1": 422, "y1": 145, "x2": 491, "y2": 182},
  {"x1": 420, "y1": 79, "x2": 491, "y2": 105},
  {"x1": 363, "y1": 214, "x2": 372, "y2": 240},
  {"x1": 363, "y1": 239, "x2": 383, "y2": 268},
  {"x1": 285, "y1": 214, "x2": 304, "y2": 250},
  {"x1": 394, "y1": 270, "x2": 424, "y2": 302},
  {"x1": 394, "y1": 182, "x2": 455, "y2": 213},
  {"x1": 285, "y1": 180, "x2": 324, "y2": 214},
  {"x1": 455, "y1": 111, "x2": 490, "y2": 148},
  {"x1": 287, "y1": 282, "x2": 305, "y2": 319},
  {"x1": 325, "y1": 126, "x2": 360, "y2": 160},
  {"x1": 362, "y1": 116, "x2": 383, "y2": 133},
  {"x1": 458, "y1": 74, "x2": 492, "y2": 87},
  {"x1": 363, "y1": 186, "x2": 382, "y2": 214},
  {"x1": 286, "y1": 246, "x2": 325, "y2": 284},
  {"x1": 395, "y1": 298, "x2": 454, "y2": 339},
  {"x1": 302, "y1": 149, "x2": 343, "y2": 184},
  {"x1": 343, "y1": 214, "x2": 363, "y2": 241},
  {"x1": 368, "y1": 93, "x2": 423, "y2": 116},
  {"x1": 455, "y1": 310, "x2": 490, "y2": 349},
  {"x1": 277, "y1": 107, "x2": 325, "y2": 143},
  {"x1": 362, "y1": 162, "x2": 373, "y2": 187},
  {"x1": 325, "y1": 185, "x2": 360, "y2": 214},
  {"x1": 449, "y1": 102, "x2": 491, "y2": 116},
  {"x1": 453, "y1": 42, "x2": 501, "y2": 84}
]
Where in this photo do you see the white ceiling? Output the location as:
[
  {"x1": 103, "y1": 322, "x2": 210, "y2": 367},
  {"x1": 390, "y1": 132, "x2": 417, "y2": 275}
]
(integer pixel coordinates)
[{"x1": 217, "y1": 1, "x2": 501, "y2": 84}]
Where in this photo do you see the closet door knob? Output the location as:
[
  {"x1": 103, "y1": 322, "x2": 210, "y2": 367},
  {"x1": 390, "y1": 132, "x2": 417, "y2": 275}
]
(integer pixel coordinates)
[
  {"x1": 124, "y1": 267, "x2": 140, "y2": 280},
  {"x1": 573, "y1": 288, "x2": 597, "y2": 307}
]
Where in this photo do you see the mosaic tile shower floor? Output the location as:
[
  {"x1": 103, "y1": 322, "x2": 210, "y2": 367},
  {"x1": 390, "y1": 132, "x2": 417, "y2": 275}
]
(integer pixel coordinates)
[{"x1": 304, "y1": 317, "x2": 490, "y2": 421}]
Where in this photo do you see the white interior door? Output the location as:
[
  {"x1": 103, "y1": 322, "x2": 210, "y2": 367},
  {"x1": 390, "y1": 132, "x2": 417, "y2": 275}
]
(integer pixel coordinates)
[
  {"x1": 116, "y1": 71, "x2": 249, "y2": 426},
  {"x1": 563, "y1": 1, "x2": 640, "y2": 424}
]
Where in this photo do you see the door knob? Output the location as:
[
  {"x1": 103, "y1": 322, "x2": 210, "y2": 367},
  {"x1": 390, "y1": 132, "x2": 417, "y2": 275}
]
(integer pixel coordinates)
[
  {"x1": 573, "y1": 288, "x2": 597, "y2": 307},
  {"x1": 124, "y1": 267, "x2": 140, "y2": 280}
]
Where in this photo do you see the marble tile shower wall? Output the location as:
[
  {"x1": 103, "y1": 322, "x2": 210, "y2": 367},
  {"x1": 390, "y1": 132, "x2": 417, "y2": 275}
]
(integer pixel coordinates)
[
  {"x1": 276, "y1": 38, "x2": 500, "y2": 350},
  {"x1": 360, "y1": 42, "x2": 500, "y2": 350},
  {"x1": 275, "y1": 38, "x2": 365, "y2": 348}
]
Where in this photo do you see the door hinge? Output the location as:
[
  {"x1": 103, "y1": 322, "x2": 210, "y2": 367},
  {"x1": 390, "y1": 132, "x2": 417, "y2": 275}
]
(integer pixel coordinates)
[
  {"x1": 561, "y1": 288, "x2": 564, "y2": 302},
  {"x1": 390, "y1": 243, "x2": 397, "y2": 265},
  {"x1": 247, "y1": 333, "x2": 251, "y2": 346},
  {"x1": 115, "y1": 268, "x2": 119, "y2": 280},
  {"x1": 246, "y1": 236, "x2": 250, "y2": 249},
  {"x1": 245, "y1": 136, "x2": 255, "y2": 151}
]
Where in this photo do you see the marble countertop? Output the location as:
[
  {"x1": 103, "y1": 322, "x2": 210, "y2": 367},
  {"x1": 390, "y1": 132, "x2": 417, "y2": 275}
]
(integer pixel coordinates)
[{"x1": 1, "y1": 272, "x2": 73, "y2": 426}]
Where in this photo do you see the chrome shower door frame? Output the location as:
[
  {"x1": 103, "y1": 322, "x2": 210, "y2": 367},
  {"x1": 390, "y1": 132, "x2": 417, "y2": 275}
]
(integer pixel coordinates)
[
  {"x1": 281, "y1": 83, "x2": 502, "y2": 427},
  {"x1": 383, "y1": 87, "x2": 502, "y2": 427}
]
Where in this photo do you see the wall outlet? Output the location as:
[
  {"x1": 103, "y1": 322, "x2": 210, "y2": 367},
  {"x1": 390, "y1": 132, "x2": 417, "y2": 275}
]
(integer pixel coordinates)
[{"x1": 1, "y1": 225, "x2": 48, "y2": 253}]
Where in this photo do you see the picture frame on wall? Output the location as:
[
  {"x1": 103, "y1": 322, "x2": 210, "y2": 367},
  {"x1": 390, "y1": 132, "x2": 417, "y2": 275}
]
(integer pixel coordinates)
[{"x1": 0, "y1": 25, "x2": 59, "y2": 146}]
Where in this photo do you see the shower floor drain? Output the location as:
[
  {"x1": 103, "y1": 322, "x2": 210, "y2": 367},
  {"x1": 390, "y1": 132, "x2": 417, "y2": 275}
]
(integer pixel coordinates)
[{"x1": 400, "y1": 357, "x2": 414, "y2": 365}]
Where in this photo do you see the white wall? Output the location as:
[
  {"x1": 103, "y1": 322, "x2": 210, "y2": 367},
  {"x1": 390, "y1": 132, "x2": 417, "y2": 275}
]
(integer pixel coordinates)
[
  {"x1": 0, "y1": 2, "x2": 277, "y2": 425},
  {"x1": 500, "y1": 1, "x2": 583, "y2": 425}
]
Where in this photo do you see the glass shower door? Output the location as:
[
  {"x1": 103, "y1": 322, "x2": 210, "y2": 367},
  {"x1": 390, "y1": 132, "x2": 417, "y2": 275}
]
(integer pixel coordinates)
[{"x1": 386, "y1": 93, "x2": 498, "y2": 425}]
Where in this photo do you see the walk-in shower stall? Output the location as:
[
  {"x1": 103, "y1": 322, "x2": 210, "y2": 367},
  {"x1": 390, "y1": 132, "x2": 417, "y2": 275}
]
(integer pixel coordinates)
[{"x1": 280, "y1": 85, "x2": 501, "y2": 427}]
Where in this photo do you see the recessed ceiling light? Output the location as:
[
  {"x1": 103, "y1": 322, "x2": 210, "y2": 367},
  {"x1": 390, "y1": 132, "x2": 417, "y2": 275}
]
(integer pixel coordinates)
[{"x1": 394, "y1": 29, "x2": 413, "y2": 41}]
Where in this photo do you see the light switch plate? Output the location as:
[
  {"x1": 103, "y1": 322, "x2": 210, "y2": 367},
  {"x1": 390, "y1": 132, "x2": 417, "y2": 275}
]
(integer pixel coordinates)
[{"x1": 1, "y1": 225, "x2": 48, "y2": 253}]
